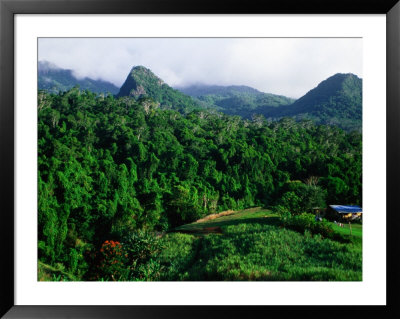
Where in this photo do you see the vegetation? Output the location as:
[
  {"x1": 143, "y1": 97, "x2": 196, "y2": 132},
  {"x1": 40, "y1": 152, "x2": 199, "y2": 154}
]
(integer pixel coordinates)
[
  {"x1": 39, "y1": 64, "x2": 362, "y2": 132},
  {"x1": 37, "y1": 66, "x2": 362, "y2": 281},
  {"x1": 160, "y1": 223, "x2": 361, "y2": 281},
  {"x1": 265, "y1": 73, "x2": 362, "y2": 132},
  {"x1": 38, "y1": 61, "x2": 119, "y2": 95},
  {"x1": 38, "y1": 207, "x2": 362, "y2": 281},
  {"x1": 162, "y1": 208, "x2": 361, "y2": 281},
  {"x1": 180, "y1": 74, "x2": 362, "y2": 132},
  {"x1": 179, "y1": 84, "x2": 295, "y2": 118},
  {"x1": 116, "y1": 66, "x2": 200, "y2": 112}
]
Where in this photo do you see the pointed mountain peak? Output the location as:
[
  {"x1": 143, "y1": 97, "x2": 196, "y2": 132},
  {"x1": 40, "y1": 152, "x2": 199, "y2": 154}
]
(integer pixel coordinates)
[
  {"x1": 272, "y1": 72, "x2": 362, "y2": 131},
  {"x1": 313, "y1": 73, "x2": 361, "y2": 91},
  {"x1": 117, "y1": 66, "x2": 166, "y2": 98},
  {"x1": 116, "y1": 66, "x2": 198, "y2": 111},
  {"x1": 129, "y1": 65, "x2": 165, "y2": 85},
  {"x1": 296, "y1": 73, "x2": 362, "y2": 104},
  {"x1": 130, "y1": 65, "x2": 152, "y2": 73}
]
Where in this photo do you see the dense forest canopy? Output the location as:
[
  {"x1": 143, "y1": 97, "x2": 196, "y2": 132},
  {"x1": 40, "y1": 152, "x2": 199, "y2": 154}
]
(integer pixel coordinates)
[{"x1": 38, "y1": 85, "x2": 362, "y2": 279}]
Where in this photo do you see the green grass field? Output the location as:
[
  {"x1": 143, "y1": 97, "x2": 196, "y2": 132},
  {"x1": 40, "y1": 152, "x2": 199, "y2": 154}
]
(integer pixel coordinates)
[
  {"x1": 160, "y1": 207, "x2": 362, "y2": 281},
  {"x1": 330, "y1": 222, "x2": 362, "y2": 238},
  {"x1": 174, "y1": 207, "x2": 362, "y2": 239}
]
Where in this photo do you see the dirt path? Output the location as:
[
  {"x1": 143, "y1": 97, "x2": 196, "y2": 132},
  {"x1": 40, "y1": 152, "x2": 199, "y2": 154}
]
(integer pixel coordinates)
[{"x1": 174, "y1": 226, "x2": 223, "y2": 235}]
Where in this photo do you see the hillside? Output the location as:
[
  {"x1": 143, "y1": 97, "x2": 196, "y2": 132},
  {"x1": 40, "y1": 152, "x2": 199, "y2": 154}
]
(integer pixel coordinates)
[
  {"x1": 39, "y1": 206, "x2": 362, "y2": 281},
  {"x1": 178, "y1": 84, "x2": 295, "y2": 118},
  {"x1": 266, "y1": 73, "x2": 362, "y2": 131},
  {"x1": 38, "y1": 61, "x2": 119, "y2": 95},
  {"x1": 179, "y1": 74, "x2": 362, "y2": 131},
  {"x1": 116, "y1": 66, "x2": 201, "y2": 112}
]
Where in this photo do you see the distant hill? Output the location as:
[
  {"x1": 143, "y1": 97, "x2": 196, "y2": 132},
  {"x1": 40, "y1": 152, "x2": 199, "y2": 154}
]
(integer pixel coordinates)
[
  {"x1": 265, "y1": 73, "x2": 362, "y2": 132},
  {"x1": 116, "y1": 66, "x2": 200, "y2": 112},
  {"x1": 179, "y1": 74, "x2": 362, "y2": 131},
  {"x1": 38, "y1": 61, "x2": 119, "y2": 95},
  {"x1": 178, "y1": 84, "x2": 262, "y2": 96},
  {"x1": 178, "y1": 84, "x2": 296, "y2": 118}
]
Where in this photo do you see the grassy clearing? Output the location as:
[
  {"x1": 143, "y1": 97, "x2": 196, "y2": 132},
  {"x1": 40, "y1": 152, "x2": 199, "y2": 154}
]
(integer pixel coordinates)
[
  {"x1": 160, "y1": 207, "x2": 362, "y2": 281},
  {"x1": 173, "y1": 207, "x2": 278, "y2": 234},
  {"x1": 160, "y1": 223, "x2": 362, "y2": 281},
  {"x1": 330, "y1": 222, "x2": 362, "y2": 238}
]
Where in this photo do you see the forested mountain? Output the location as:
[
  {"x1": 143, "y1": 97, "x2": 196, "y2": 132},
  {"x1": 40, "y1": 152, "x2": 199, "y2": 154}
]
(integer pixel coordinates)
[
  {"x1": 178, "y1": 74, "x2": 362, "y2": 131},
  {"x1": 178, "y1": 84, "x2": 296, "y2": 118},
  {"x1": 39, "y1": 63, "x2": 362, "y2": 131},
  {"x1": 116, "y1": 66, "x2": 201, "y2": 112},
  {"x1": 263, "y1": 73, "x2": 362, "y2": 131},
  {"x1": 38, "y1": 61, "x2": 119, "y2": 95},
  {"x1": 179, "y1": 84, "x2": 265, "y2": 96}
]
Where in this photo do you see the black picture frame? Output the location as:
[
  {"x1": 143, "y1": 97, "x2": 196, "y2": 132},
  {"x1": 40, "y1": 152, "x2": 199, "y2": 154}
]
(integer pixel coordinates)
[{"x1": 1, "y1": 0, "x2": 399, "y2": 318}]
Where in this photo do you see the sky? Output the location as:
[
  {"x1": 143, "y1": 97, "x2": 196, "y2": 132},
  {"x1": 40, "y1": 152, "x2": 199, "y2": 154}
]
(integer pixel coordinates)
[{"x1": 38, "y1": 38, "x2": 362, "y2": 99}]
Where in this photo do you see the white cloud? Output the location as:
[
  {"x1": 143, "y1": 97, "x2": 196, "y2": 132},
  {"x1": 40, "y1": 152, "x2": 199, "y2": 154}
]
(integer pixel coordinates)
[{"x1": 38, "y1": 38, "x2": 362, "y2": 98}]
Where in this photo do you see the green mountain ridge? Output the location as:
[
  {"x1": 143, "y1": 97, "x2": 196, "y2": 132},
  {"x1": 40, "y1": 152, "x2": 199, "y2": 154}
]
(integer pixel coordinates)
[
  {"x1": 178, "y1": 73, "x2": 362, "y2": 131},
  {"x1": 262, "y1": 73, "x2": 362, "y2": 131},
  {"x1": 177, "y1": 84, "x2": 265, "y2": 96},
  {"x1": 178, "y1": 84, "x2": 296, "y2": 118},
  {"x1": 38, "y1": 61, "x2": 119, "y2": 95}
]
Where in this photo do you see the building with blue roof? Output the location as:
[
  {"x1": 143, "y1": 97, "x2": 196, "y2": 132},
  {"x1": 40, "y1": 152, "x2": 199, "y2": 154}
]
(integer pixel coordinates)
[{"x1": 329, "y1": 205, "x2": 362, "y2": 220}]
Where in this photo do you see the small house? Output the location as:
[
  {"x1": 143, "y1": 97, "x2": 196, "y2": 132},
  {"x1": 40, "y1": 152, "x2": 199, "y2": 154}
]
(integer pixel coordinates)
[{"x1": 328, "y1": 205, "x2": 362, "y2": 221}]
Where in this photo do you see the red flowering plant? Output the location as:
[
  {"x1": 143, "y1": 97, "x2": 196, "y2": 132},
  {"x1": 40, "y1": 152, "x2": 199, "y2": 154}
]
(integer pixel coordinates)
[{"x1": 93, "y1": 240, "x2": 129, "y2": 281}]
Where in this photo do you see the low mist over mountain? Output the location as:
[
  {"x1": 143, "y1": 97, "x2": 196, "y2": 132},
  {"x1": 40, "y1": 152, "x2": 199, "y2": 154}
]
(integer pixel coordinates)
[{"x1": 38, "y1": 61, "x2": 119, "y2": 95}]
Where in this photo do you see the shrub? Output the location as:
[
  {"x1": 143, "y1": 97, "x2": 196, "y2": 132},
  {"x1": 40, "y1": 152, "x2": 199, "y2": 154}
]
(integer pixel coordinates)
[
  {"x1": 122, "y1": 230, "x2": 163, "y2": 281},
  {"x1": 274, "y1": 205, "x2": 292, "y2": 226},
  {"x1": 281, "y1": 212, "x2": 334, "y2": 239},
  {"x1": 278, "y1": 182, "x2": 327, "y2": 215},
  {"x1": 92, "y1": 240, "x2": 129, "y2": 281}
]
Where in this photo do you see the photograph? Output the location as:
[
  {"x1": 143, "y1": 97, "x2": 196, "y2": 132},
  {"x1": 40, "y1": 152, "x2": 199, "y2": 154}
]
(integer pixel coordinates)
[
  {"x1": 37, "y1": 37, "x2": 363, "y2": 282},
  {"x1": 1, "y1": 0, "x2": 399, "y2": 316}
]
